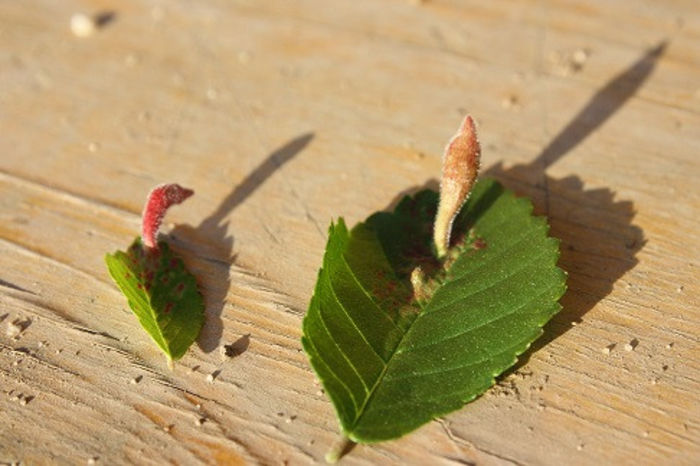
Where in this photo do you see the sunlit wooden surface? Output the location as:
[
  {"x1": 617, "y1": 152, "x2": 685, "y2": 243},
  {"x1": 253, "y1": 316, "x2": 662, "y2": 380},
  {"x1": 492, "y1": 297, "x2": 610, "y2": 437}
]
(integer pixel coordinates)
[{"x1": 1, "y1": 1, "x2": 698, "y2": 464}]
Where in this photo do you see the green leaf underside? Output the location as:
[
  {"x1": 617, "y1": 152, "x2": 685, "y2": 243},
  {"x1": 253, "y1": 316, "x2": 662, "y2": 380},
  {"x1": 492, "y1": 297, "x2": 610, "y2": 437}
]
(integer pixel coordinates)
[
  {"x1": 302, "y1": 178, "x2": 567, "y2": 442},
  {"x1": 105, "y1": 238, "x2": 204, "y2": 361}
]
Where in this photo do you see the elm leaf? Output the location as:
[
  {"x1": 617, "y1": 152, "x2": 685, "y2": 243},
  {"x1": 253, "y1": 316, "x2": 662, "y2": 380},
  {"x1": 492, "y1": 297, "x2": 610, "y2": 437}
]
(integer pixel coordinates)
[
  {"x1": 302, "y1": 177, "x2": 566, "y2": 446},
  {"x1": 105, "y1": 238, "x2": 204, "y2": 362},
  {"x1": 105, "y1": 183, "x2": 203, "y2": 363}
]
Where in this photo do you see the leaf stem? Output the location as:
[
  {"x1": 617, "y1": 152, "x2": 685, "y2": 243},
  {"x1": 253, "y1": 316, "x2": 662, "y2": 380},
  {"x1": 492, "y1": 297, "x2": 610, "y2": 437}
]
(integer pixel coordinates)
[{"x1": 325, "y1": 435, "x2": 355, "y2": 464}]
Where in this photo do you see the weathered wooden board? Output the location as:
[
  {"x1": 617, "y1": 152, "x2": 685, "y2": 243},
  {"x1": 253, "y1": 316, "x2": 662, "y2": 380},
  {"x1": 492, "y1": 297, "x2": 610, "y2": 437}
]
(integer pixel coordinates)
[{"x1": 1, "y1": 0, "x2": 698, "y2": 464}]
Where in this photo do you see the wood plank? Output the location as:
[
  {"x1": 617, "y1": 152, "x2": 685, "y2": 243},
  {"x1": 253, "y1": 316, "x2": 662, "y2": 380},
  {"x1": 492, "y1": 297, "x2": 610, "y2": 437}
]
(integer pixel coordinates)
[{"x1": 1, "y1": 0, "x2": 698, "y2": 464}]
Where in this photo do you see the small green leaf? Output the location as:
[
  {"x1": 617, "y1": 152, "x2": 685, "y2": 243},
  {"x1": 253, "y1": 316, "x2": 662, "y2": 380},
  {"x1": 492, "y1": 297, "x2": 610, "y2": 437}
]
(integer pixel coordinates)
[
  {"x1": 302, "y1": 177, "x2": 566, "y2": 443},
  {"x1": 105, "y1": 237, "x2": 204, "y2": 361}
]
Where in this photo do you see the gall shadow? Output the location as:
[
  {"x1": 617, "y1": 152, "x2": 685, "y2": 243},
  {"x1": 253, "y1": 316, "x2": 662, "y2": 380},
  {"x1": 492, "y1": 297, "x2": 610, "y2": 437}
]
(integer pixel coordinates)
[
  {"x1": 490, "y1": 41, "x2": 666, "y2": 366},
  {"x1": 170, "y1": 133, "x2": 314, "y2": 353}
]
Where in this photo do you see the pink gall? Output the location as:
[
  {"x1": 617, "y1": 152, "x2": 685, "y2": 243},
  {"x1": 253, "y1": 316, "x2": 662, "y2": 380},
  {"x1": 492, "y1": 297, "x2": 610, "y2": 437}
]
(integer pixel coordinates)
[
  {"x1": 433, "y1": 116, "x2": 481, "y2": 258},
  {"x1": 141, "y1": 183, "x2": 194, "y2": 249}
]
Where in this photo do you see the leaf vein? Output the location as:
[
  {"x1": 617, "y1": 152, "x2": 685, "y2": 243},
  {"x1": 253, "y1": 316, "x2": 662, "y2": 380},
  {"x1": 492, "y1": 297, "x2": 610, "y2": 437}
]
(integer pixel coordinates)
[
  {"x1": 305, "y1": 334, "x2": 359, "y2": 415},
  {"x1": 339, "y1": 254, "x2": 403, "y2": 331},
  {"x1": 400, "y1": 281, "x2": 562, "y2": 355},
  {"x1": 427, "y1": 245, "x2": 554, "y2": 317},
  {"x1": 317, "y1": 286, "x2": 372, "y2": 395},
  {"x1": 448, "y1": 222, "x2": 539, "y2": 283},
  {"x1": 384, "y1": 356, "x2": 489, "y2": 383},
  {"x1": 327, "y1": 269, "x2": 388, "y2": 364}
]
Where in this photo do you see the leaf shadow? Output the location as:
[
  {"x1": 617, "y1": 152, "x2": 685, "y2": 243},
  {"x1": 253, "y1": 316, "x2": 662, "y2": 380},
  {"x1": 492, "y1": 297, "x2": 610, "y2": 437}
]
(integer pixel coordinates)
[
  {"x1": 170, "y1": 133, "x2": 314, "y2": 353},
  {"x1": 487, "y1": 167, "x2": 645, "y2": 370},
  {"x1": 491, "y1": 41, "x2": 666, "y2": 367}
]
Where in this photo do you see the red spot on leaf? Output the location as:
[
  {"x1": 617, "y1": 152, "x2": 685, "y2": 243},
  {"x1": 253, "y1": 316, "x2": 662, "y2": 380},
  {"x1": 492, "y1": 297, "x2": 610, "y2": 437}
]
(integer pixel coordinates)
[
  {"x1": 474, "y1": 238, "x2": 487, "y2": 250},
  {"x1": 164, "y1": 302, "x2": 173, "y2": 314}
]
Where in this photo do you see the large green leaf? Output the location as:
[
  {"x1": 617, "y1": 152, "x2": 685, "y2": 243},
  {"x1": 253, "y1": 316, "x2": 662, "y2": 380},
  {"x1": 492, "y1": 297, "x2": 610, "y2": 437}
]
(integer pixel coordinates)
[
  {"x1": 302, "y1": 177, "x2": 566, "y2": 443},
  {"x1": 105, "y1": 238, "x2": 204, "y2": 361}
]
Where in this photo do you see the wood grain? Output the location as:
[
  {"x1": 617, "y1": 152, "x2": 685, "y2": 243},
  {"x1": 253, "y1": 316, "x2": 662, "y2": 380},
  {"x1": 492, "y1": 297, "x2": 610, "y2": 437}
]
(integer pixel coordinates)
[{"x1": 1, "y1": 0, "x2": 698, "y2": 464}]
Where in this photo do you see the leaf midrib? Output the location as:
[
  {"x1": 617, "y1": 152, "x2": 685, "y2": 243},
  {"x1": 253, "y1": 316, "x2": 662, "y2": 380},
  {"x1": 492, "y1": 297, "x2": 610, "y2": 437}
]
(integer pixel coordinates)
[
  {"x1": 122, "y1": 248, "x2": 171, "y2": 358},
  {"x1": 348, "y1": 297, "x2": 426, "y2": 437}
]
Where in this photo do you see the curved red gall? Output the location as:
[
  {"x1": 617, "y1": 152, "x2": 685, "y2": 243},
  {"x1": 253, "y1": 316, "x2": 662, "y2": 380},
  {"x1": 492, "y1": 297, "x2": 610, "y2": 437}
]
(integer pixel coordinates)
[{"x1": 141, "y1": 183, "x2": 194, "y2": 249}]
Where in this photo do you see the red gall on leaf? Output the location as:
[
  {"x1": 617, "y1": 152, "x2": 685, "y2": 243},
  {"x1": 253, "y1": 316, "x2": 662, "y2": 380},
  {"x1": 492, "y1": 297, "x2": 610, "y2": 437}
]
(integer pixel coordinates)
[
  {"x1": 433, "y1": 116, "x2": 481, "y2": 259},
  {"x1": 141, "y1": 183, "x2": 194, "y2": 249}
]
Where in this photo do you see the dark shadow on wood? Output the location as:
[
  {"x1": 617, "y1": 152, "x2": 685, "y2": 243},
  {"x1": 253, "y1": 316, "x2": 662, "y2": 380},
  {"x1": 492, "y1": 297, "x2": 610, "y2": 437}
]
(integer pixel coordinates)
[
  {"x1": 0, "y1": 279, "x2": 36, "y2": 295},
  {"x1": 535, "y1": 41, "x2": 666, "y2": 170},
  {"x1": 222, "y1": 333, "x2": 250, "y2": 358},
  {"x1": 170, "y1": 133, "x2": 314, "y2": 353},
  {"x1": 94, "y1": 11, "x2": 117, "y2": 29},
  {"x1": 201, "y1": 134, "x2": 314, "y2": 230}
]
